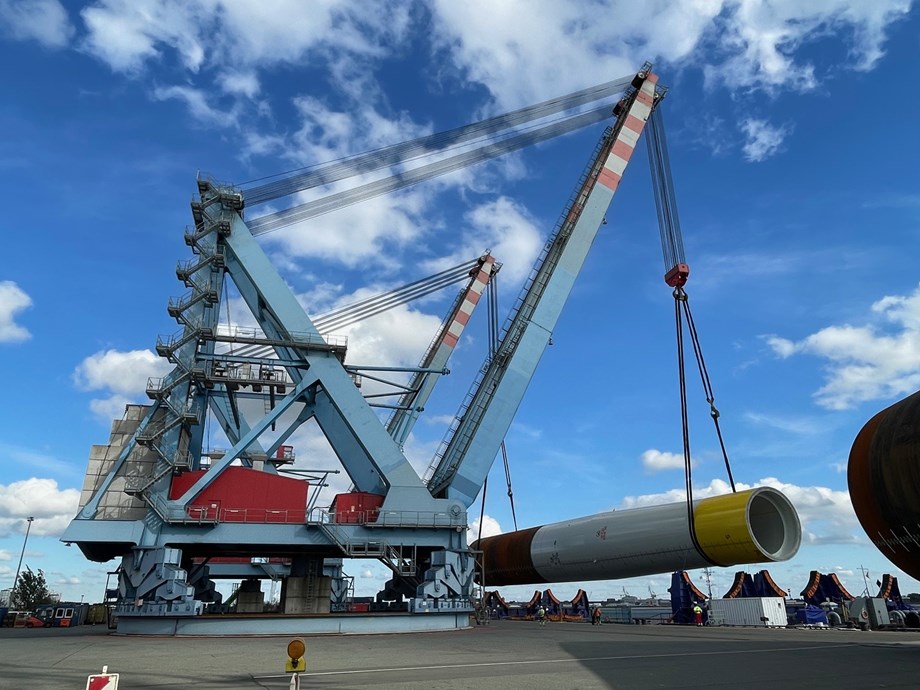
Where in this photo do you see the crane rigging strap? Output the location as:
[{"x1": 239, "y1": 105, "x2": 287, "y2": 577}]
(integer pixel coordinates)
[
  {"x1": 240, "y1": 75, "x2": 635, "y2": 207},
  {"x1": 674, "y1": 289, "x2": 719, "y2": 568},
  {"x1": 674, "y1": 287, "x2": 736, "y2": 568},
  {"x1": 677, "y1": 288, "x2": 737, "y2": 492}
]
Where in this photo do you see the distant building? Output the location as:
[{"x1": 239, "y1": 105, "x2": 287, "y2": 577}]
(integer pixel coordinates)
[{"x1": 0, "y1": 588, "x2": 11, "y2": 607}]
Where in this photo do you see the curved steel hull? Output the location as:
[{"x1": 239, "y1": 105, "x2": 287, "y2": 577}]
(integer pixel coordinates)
[{"x1": 849, "y1": 390, "x2": 920, "y2": 580}]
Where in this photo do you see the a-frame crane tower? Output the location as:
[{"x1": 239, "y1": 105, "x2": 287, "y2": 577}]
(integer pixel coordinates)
[{"x1": 63, "y1": 66, "x2": 664, "y2": 632}]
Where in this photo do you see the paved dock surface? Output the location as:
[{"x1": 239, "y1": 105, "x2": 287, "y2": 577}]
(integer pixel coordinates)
[{"x1": 2, "y1": 620, "x2": 919, "y2": 689}]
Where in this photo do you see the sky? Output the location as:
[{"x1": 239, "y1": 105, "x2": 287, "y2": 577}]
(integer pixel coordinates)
[{"x1": 0, "y1": 0, "x2": 919, "y2": 607}]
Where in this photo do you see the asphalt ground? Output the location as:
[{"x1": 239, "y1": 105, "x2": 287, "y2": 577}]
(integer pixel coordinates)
[{"x1": 2, "y1": 620, "x2": 920, "y2": 689}]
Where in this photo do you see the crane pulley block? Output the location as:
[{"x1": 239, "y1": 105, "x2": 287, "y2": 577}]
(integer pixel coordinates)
[{"x1": 665, "y1": 262, "x2": 690, "y2": 288}]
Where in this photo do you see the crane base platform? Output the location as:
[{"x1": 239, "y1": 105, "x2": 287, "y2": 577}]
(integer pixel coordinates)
[{"x1": 115, "y1": 611, "x2": 472, "y2": 636}]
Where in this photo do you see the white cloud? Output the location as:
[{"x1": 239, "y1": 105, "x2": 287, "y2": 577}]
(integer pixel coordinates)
[
  {"x1": 79, "y1": 0, "x2": 410, "y2": 75},
  {"x1": 0, "y1": 549, "x2": 10, "y2": 560},
  {"x1": 702, "y1": 1, "x2": 910, "y2": 93},
  {"x1": 251, "y1": 98, "x2": 546, "y2": 270},
  {"x1": 740, "y1": 118, "x2": 789, "y2": 162},
  {"x1": 80, "y1": 0, "x2": 207, "y2": 73},
  {"x1": 641, "y1": 448, "x2": 695, "y2": 473},
  {"x1": 0, "y1": 281, "x2": 32, "y2": 343},
  {"x1": 0, "y1": 0, "x2": 73, "y2": 48},
  {"x1": 428, "y1": 0, "x2": 707, "y2": 109},
  {"x1": 264, "y1": 190, "x2": 427, "y2": 267},
  {"x1": 620, "y1": 476, "x2": 860, "y2": 546},
  {"x1": 62, "y1": 0, "x2": 911, "y2": 198},
  {"x1": 73, "y1": 348, "x2": 173, "y2": 421},
  {"x1": 73, "y1": 348, "x2": 171, "y2": 395},
  {"x1": 742, "y1": 411, "x2": 825, "y2": 436},
  {"x1": 469, "y1": 514, "x2": 502, "y2": 542},
  {"x1": 55, "y1": 575, "x2": 81, "y2": 586},
  {"x1": 430, "y1": 0, "x2": 911, "y2": 108},
  {"x1": 451, "y1": 197, "x2": 544, "y2": 285},
  {"x1": 0, "y1": 478, "x2": 81, "y2": 538},
  {"x1": 218, "y1": 70, "x2": 260, "y2": 98},
  {"x1": 344, "y1": 307, "x2": 444, "y2": 368},
  {"x1": 765, "y1": 284, "x2": 920, "y2": 409},
  {"x1": 766, "y1": 336, "x2": 797, "y2": 358},
  {"x1": 411, "y1": 196, "x2": 542, "y2": 289},
  {"x1": 152, "y1": 85, "x2": 240, "y2": 127}
]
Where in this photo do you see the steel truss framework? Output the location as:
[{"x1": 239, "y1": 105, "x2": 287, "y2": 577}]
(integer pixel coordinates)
[{"x1": 63, "y1": 66, "x2": 664, "y2": 619}]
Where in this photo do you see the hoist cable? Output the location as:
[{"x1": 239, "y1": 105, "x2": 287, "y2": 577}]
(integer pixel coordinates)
[
  {"x1": 475, "y1": 274, "x2": 519, "y2": 533},
  {"x1": 247, "y1": 105, "x2": 614, "y2": 236},
  {"x1": 477, "y1": 476, "x2": 488, "y2": 545},
  {"x1": 646, "y1": 107, "x2": 686, "y2": 272},
  {"x1": 488, "y1": 275, "x2": 518, "y2": 532},
  {"x1": 241, "y1": 75, "x2": 634, "y2": 206},
  {"x1": 231, "y1": 259, "x2": 477, "y2": 360},
  {"x1": 500, "y1": 442, "x2": 518, "y2": 532}
]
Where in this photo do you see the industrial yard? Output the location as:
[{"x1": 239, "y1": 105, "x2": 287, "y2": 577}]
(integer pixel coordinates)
[
  {"x1": 3, "y1": 9, "x2": 920, "y2": 690},
  {"x1": 2, "y1": 620, "x2": 919, "y2": 689}
]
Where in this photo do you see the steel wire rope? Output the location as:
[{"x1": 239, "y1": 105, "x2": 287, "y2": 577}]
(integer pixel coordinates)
[
  {"x1": 240, "y1": 76, "x2": 634, "y2": 205},
  {"x1": 648, "y1": 103, "x2": 736, "y2": 564},
  {"x1": 314, "y1": 262, "x2": 475, "y2": 332},
  {"x1": 680, "y1": 295, "x2": 736, "y2": 492},
  {"x1": 488, "y1": 274, "x2": 519, "y2": 532},
  {"x1": 233, "y1": 260, "x2": 476, "y2": 360},
  {"x1": 477, "y1": 476, "x2": 488, "y2": 545},
  {"x1": 246, "y1": 104, "x2": 615, "y2": 236},
  {"x1": 646, "y1": 107, "x2": 685, "y2": 272},
  {"x1": 674, "y1": 288, "x2": 717, "y2": 567}
]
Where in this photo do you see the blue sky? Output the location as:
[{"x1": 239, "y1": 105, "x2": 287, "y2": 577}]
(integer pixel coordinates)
[{"x1": 1, "y1": 0, "x2": 919, "y2": 605}]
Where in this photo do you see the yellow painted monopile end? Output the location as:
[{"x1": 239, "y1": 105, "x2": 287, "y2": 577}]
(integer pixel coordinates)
[{"x1": 693, "y1": 487, "x2": 801, "y2": 567}]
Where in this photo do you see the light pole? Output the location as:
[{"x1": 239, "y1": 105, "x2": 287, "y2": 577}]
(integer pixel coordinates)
[{"x1": 11, "y1": 517, "x2": 35, "y2": 606}]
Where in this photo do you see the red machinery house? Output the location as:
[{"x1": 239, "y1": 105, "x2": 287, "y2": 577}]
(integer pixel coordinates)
[{"x1": 169, "y1": 467, "x2": 308, "y2": 523}]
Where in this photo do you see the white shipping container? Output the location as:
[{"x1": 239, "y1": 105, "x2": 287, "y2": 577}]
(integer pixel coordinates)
[{"x1": 708, "y1": 597, "x2": 787, "y2": 627}]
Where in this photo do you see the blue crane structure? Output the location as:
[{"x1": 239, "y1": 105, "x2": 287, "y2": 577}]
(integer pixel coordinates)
[{"x1": 62, "y1": 65, "x2": 665, "y2": 626}]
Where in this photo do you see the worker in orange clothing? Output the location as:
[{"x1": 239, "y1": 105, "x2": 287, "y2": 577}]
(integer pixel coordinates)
[
  {"x1": 693, "y1": 603, "x2": 704, "y2": 626},
  {"x1": 592, "y1": 607, "x2": 602, "y2": 626}
]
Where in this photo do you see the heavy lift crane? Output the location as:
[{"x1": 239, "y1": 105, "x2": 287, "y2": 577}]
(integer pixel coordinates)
[{"x1": 63, "y1": 65, "x2": 799, "y2": 629}]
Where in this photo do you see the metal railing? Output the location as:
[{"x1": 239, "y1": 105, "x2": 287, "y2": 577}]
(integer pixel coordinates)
[{"x1": 191, "y1": 507, "x2": 307, "y2": 523}]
